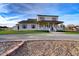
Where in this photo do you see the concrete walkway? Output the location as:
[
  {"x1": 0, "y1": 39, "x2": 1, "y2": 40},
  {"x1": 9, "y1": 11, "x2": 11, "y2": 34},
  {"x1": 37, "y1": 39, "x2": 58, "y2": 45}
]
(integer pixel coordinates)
[{"x1": 0, "y1": 32, "x2": 79, "y2": 41}]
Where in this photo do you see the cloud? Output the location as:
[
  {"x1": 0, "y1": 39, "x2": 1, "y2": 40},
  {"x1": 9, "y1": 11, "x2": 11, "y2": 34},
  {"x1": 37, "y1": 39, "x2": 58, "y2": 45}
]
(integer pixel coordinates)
[
  {"x1": 0, "y1": 15, "x2": 22, "y2": 27},
  {"x1": 0, "y1": 3, "x2": 79, "y2": 27},
  {"x1": 0, "y1": 3, "x2": 45, "y2": 21},
  {"x1": 59, "y1": 14, "x2": 79, "y2": 25},
  {"x1": 0, "y1": 19, "x2": 25, "y2": 27},
  {"x1": 0, "y1": 4, "x2": 9, "y2": 13}
]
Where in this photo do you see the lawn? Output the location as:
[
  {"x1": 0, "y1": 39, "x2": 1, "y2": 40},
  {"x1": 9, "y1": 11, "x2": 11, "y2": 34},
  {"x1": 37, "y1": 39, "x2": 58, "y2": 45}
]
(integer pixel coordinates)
[
  {"x1": 0, "y1": 30, "x2": 49, "y2": 34},
  {"x1": 64, "y1": 31, "x2": 79, "y2": 34}
]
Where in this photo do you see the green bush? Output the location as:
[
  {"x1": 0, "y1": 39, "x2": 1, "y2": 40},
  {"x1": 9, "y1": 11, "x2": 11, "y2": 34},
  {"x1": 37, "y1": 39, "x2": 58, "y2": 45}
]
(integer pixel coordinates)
[{"x1": 56, "y1": 30, "x2": 65, "y2": 32}]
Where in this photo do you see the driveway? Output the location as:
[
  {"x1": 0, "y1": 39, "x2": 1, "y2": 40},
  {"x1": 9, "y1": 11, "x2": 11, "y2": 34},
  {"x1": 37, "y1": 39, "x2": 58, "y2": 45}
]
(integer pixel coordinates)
[{"x1": 0, "y1": 32, "x2": 79, "y2": 41}]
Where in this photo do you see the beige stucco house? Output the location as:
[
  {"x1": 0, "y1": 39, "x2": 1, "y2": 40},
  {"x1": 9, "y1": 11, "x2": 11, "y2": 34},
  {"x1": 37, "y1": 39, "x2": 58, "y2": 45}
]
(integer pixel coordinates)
[{"x1": 13, "y1": 15, "x2": 64, "y2": 32}]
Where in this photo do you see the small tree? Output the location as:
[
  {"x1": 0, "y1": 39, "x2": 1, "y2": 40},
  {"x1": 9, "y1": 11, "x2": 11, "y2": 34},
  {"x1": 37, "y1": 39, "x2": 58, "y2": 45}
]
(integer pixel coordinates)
[{"x1": 66, "y1": 24, "x2": 76, "y2": 31}]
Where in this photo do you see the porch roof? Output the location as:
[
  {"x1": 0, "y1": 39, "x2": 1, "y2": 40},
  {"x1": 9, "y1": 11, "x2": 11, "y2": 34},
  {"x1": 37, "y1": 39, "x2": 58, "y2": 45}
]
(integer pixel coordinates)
[
  {"x1": 18, "y1": 19, "x2": 37, "y2": 23},
  {"x1": 37, "y1": 20, "x2": 63, "y2": 24},
  {"x1": 18, "y1": 19, "x2": 63, "y2": 24}
]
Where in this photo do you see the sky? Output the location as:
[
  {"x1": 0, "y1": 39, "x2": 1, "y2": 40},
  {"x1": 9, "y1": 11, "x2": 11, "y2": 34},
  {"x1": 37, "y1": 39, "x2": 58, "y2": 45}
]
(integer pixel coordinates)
[{"x1": 0, "y1": 3, "x2": 79, "y2": 27}]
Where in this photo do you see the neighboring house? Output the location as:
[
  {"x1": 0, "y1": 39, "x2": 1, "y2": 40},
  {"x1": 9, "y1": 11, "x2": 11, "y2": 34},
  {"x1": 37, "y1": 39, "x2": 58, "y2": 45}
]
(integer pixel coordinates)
[{"x1": 13, "y1": 15, "x2": 64, "y2": 32}]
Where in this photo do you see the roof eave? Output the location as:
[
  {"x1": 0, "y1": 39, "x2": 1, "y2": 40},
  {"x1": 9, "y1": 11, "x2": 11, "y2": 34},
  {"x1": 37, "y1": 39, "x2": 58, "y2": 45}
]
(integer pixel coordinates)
[{"x1": 37, "y1": 15, "x2": 59, "y2": 17}]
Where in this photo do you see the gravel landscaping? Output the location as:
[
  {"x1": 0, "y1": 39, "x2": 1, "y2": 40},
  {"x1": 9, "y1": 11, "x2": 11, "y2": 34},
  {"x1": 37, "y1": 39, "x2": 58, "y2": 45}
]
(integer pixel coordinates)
[
  {"x1": 9, "y1": 40, "x2": 79, "y2": 56},
  {"x1": 0, "y1": 41, "x2": 22, "y2": 55}
]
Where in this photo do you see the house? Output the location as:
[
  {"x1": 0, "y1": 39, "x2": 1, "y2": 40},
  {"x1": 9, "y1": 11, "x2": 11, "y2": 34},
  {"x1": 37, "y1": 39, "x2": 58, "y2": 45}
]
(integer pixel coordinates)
[{"x1": 13, "y1": 15, "x2": 64, "y2": 32}]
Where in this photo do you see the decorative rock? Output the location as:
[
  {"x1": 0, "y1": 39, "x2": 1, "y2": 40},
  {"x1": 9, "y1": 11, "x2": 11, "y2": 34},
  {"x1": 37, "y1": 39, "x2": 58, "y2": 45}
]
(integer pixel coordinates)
[{"x1": 1, "y1": 40, "x2": 79, "y2": 56}]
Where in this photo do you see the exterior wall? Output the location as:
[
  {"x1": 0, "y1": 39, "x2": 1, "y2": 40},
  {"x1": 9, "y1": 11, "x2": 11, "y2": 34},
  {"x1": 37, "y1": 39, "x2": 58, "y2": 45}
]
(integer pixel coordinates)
[
  {"x1": 19, "y1": 24, "x2": 50, "y2": 30},
  {"x1": 37, "y1": 16, "x2": 58, "y2": 21},
  {"x1": 13, "y1": 23, "x2": 64, "y2": 31},
  {"x1": 18, "y1": 24, "x2": 38, "y2": 30},
  {"x1": 13, "y1": 24, "x2": 50, "y2": 31}
]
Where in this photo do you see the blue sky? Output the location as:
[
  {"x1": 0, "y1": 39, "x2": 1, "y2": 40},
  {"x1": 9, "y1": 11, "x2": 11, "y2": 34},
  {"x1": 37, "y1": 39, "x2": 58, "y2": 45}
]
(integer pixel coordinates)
[{"x1": 0, "y1": 3, "x2": 79, "y2": 27}]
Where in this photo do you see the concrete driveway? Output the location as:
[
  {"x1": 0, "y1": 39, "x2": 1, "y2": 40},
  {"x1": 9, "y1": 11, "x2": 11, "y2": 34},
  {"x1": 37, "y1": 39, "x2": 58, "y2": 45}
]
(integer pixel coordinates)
[{"x1": 0, "y1": 32, "x2": 79, "y2": 41}]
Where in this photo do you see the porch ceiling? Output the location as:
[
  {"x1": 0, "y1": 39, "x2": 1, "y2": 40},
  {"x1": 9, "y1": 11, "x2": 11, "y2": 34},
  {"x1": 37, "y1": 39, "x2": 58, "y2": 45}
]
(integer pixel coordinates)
[{"x1": 37, "y1": 20, "x2": 63, "y2": 24}]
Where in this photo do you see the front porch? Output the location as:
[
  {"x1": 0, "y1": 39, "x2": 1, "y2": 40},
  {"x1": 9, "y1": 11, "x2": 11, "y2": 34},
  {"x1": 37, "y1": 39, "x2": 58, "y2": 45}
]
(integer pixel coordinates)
[{"x1": 37, "y1": 20, "x2": 63, "y2": 32}]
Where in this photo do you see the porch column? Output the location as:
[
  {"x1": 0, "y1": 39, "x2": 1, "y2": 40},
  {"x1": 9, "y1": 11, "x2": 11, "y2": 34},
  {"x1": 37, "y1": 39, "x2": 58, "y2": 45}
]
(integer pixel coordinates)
[
  {"x1": 37, "y1": 24, "x2": 39, "y2": 30},
  {"x1": 48, "y1": 22, "x2": 50, "y2": 31},
  {"x1": 17, "y1": 24, "x2": 19, "y2": 31},
  {"x1": 52, "y1": 24, "x2": 57, "y2": 32},
  {"x1": 54, "y1": 24, "x2": 58, "y2": 31}
]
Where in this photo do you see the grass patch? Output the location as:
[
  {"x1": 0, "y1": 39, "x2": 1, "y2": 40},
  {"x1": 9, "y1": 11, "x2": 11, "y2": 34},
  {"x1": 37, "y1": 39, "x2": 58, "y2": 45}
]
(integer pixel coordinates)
[
  {"x1": 64, "y1": 31, "x2": 79, "y2": 34},
  {"x1": 0, "y1": 30, "x2": 49, "y2": 34}
]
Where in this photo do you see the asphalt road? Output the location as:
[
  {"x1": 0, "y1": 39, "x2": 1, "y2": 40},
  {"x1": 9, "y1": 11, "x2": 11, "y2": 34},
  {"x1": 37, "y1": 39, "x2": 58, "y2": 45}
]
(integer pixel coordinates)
[{"x1": 0, "y1": 33, "x2": 79, "y2": 41}]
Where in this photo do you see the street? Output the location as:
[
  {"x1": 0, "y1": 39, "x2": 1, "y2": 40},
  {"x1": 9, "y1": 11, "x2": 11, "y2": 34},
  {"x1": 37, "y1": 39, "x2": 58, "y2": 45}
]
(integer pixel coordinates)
[{"x1": 0, "y1": 33, "x2": 79, "y2": 41}]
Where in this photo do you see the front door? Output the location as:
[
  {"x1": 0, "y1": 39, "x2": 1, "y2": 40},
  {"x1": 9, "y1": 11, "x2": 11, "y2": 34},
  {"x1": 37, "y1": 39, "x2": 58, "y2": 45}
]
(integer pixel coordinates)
[
  {"x1": 50, "y1": 27, "x2": 54, "y2": 31},
  {"x1": 50, "y1": 27, "x2": 57, "y2": 32}
]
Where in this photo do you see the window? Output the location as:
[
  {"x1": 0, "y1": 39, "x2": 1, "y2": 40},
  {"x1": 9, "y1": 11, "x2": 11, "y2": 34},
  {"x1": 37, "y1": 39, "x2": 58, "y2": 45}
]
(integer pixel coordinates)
[
  {"x1": 52, "y1": 18, "x2": 57, "y2": 21},
  {"x1": 32, "y1": 25, "x2": 35, "y2": 28},
  {"x1": 39, "y1": 16, "x2": 44, "y2": 20},
  {"x1": 22, "y1": 25, "x2": 27, "y2": 29}
]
